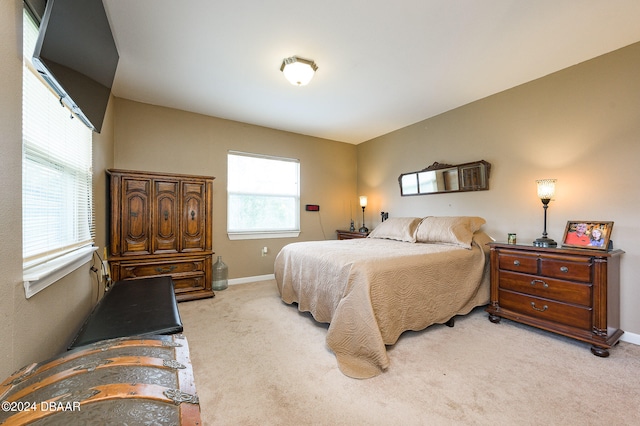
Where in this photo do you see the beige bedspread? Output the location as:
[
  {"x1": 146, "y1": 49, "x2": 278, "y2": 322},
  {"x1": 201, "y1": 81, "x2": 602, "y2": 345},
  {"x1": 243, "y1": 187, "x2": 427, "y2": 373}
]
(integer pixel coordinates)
[{"x1": 275, "y1": 233, "x2": 491, "y2": 378}]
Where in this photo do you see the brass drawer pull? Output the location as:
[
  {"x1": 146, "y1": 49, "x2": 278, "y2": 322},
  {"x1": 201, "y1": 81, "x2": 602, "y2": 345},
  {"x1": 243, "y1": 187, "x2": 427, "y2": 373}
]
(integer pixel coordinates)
[
  {"x1": 513, "y1": 260, "x2": 520, "y2": 266},
  {"x1": 560, "y1": 266, "x2": 569, "y2": 273},
  {"x1": 155, "y1": 265, "x2": 177, "y2": 274},
  {"x1": 530, "y1": 302, "x2": 548, "y2": 312},
  {"x1": 530, "y1": 279, "x2": 549, "y2": 288}
]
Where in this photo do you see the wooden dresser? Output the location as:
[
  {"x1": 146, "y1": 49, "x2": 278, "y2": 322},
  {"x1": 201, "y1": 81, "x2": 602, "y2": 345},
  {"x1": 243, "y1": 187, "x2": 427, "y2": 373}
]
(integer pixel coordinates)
[
  {"x1": 107, "y1": 169, "x2": 215, "y2": 301},
  {"x1": 486, "y1": 242, "x2": 624, "y2": 356},
  {"x1": 336, "y1": 230, "x2": 369, "y2": 240}
]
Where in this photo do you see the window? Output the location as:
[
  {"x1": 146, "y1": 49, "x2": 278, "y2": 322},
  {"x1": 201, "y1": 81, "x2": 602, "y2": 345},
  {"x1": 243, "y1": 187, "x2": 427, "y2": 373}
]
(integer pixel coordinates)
[
  {"x1": 227, "y1": 151, "x2": 300, "y2": 239},
  {"x1": 22, "y1": 7, "x2": 95, "y2": 297}
]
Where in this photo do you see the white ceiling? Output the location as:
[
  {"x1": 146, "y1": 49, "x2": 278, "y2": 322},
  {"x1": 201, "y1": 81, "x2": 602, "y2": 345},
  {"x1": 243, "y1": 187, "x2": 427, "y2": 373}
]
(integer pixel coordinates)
[{"x1": 103, "y1": 0, "x2": 640, "y2": 144}]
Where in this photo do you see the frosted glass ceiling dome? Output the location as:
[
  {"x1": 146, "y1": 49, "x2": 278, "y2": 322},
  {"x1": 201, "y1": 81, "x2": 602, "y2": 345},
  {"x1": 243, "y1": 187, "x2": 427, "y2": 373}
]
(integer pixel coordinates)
[{"x1": 280, "y1": 56, "x2": 318, "y2": 86}]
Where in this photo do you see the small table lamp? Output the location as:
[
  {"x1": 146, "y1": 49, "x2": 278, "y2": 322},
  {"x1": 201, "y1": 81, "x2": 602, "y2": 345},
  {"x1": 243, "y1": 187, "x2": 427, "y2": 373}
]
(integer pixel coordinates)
[
  {"x1": 359, "y1": 196, "x2": 368, "y2": 233},
  {"x1": 533, "y1": 179, "x2": 558, "y2": 247}
]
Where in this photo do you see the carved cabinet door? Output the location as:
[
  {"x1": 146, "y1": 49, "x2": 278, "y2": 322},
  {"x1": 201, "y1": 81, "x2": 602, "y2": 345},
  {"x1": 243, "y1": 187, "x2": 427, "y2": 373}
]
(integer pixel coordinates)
[
  {"x1": 121, "y1": 177, "x2": 152, "y2": 255},
  {"x1": 181, "y1": 180, "x2": 207, "y2": 252},
  {"x1": 153, "y1": 179, "x2": 179, "y2": 254}
]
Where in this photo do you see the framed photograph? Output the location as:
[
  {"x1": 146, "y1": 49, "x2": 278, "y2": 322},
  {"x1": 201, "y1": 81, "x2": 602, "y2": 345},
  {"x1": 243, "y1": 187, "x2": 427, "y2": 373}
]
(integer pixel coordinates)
[{"x1": 562, "y1": 221, "x2": 613, "y2": 250}]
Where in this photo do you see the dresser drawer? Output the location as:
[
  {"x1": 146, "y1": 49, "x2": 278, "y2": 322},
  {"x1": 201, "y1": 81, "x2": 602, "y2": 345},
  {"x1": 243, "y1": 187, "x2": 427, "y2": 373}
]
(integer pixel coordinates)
[
  {"x1": 498, "y1": 252, "x2": 538, "y2": 274},
  {"x1": 499, "y1": 270, "x2": 592, "y2": 306},
  {"x1": 540, "y1": 256, "x2": 592, "y2": 283},
  {"x1": 498, "y1": 289, "x2": 592, "y2": 331}
]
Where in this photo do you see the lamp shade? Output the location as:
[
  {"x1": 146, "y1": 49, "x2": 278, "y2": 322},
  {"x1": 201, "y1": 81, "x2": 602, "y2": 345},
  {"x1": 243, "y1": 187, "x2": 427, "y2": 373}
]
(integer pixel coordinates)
[
  {"x1": 536, "y1": 179, "x2": 556, "y2": 200},
  {"x1": 280, "y1": 56, "x2": 318, "y2": 86},
  {"x1": 359, "y1": 196, "x2": 368, "y2": 208}
]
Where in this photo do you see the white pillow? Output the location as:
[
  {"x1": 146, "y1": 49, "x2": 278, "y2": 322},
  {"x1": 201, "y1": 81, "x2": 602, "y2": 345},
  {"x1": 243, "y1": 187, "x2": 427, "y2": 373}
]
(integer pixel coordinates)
[
  {"x1": 367, "y1": 217, "x2": 423, "y2": 243},
  {"x1": 415, "y1": 216, "x2": 486, "y2": 248}
]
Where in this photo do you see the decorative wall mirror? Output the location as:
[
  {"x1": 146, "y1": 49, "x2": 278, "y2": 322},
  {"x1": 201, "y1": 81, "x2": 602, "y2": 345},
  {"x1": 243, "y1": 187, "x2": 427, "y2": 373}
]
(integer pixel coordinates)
[{"x1": 399, "y1": 160, "x2": 491, "y2": 196}]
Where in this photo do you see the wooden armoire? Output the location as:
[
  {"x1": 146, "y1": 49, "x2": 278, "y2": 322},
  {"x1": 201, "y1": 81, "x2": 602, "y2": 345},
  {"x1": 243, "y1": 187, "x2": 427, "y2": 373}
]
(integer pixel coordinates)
[{"x1": 107, "y1": 169, "x2": 215, "y2": 301}]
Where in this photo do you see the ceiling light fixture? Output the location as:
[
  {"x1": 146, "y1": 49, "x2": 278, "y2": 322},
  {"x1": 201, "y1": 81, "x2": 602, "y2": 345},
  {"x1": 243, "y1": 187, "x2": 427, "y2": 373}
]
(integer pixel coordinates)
[{"x1": 280, "y1": 56, "x2": 318, "y2": 86}]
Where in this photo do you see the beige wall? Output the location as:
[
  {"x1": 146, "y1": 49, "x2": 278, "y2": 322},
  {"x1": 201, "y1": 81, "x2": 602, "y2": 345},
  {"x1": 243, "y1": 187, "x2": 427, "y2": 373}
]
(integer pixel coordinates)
[
  {"x1": 112, "y1": 98, "x2": 358, "y2": 278},
  {"x1": 0, "y1": 0, "x2": 115, "y2": 379},
  {"x1": 0, "y1": 0, "x2": 23, "y2": 377},
  {"x1": 357, "y1": 42, "x2": 640, "y2": 336}
]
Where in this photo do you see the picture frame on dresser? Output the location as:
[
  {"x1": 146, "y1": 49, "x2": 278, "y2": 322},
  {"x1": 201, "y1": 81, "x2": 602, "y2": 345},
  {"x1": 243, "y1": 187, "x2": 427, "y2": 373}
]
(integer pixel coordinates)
[{"x1": 562, "y1": 221, "x2": 613, "y2": 250}]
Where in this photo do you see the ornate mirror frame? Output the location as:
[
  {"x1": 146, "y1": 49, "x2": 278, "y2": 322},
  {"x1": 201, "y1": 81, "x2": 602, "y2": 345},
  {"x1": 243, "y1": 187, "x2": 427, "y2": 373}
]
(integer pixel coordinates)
[{"x1": 399, "y1": 160, "x2": 491, "y2": 196}]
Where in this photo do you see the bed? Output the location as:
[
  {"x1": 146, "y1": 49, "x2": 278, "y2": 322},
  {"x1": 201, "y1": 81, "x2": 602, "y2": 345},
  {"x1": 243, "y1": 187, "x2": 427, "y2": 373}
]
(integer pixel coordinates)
[{"x1": 275, "y1": 216, "x2": 492, "y2": 378}]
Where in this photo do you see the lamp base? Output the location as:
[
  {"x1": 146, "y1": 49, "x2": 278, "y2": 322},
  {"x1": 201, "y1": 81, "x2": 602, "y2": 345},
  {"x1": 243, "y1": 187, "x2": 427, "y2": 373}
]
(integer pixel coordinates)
[
  {"x1": 359, "y1": 226, "x2": 369, "y2": 233},
  {"x1": 533, "y1": 237, "x2": 557, "y2": 248}
]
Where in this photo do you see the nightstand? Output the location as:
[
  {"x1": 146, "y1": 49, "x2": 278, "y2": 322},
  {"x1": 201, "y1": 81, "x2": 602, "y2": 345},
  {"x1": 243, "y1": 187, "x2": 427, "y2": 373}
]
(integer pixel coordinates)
[
  {"x1": 485, "y1": 242, "x2": 624, "y2": 356},
  {"x1": 336, "y1": 230, "x2": 369, "y2": 240}
]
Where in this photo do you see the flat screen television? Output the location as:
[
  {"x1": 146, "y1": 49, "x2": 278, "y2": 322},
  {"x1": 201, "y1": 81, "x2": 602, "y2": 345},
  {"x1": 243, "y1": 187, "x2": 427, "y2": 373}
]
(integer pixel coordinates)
[{"x1": 31, "y1": 0, "x2": 119, "y2": 133}]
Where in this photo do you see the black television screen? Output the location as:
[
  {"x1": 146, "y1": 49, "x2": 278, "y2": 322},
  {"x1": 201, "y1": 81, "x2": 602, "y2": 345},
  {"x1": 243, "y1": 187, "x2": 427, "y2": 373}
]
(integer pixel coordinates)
[{"x1": 32, "y1": 0, "x2": 119, "y2": 133}]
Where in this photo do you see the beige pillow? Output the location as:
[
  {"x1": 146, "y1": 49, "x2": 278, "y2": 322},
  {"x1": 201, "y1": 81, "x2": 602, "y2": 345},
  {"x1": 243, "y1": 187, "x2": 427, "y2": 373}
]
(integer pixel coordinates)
[
  {"x1": 367, "y1": 217, "x2": 423, "y2": 243},
  {"x1": 415, "y1": 216, "x2": 486, "y2": 248}
]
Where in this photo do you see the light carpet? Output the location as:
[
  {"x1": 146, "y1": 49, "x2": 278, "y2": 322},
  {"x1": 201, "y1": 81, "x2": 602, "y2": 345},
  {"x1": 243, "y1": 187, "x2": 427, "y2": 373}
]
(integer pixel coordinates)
[{"x1": 178, "y1": 280, "x2": 640, "y2": 425}]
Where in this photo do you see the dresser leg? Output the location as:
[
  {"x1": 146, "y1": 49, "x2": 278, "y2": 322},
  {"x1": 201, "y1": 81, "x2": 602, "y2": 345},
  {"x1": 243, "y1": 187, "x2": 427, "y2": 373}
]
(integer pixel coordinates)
[
  {"x1": 488, "y1": 314, "x2": 501, "y2": 324},
  {"x1": 590, "y1": 345, "x2": 610, "y2": 357}
]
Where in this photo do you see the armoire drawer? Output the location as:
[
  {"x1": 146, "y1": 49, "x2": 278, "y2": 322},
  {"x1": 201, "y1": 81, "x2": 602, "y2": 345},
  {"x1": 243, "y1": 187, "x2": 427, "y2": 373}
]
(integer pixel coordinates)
[
  {"x1": 498, "y1": 270, "x2": 592, "y2": 306},
  {"x1": 498, "y1": 289, "x2": 592, "y2": 331},
  {"x1": 116, "y1": 258, "x2": 206, "y2": 279},
  {"x1": 172, "y1": 273, "x2": 206, "y2": 292}
]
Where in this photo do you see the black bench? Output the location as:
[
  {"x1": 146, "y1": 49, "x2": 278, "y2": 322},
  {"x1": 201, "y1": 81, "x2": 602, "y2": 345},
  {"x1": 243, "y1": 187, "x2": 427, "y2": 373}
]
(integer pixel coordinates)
[{"x1": 68, "y1": 276, "x2": 183, "y2": 349}]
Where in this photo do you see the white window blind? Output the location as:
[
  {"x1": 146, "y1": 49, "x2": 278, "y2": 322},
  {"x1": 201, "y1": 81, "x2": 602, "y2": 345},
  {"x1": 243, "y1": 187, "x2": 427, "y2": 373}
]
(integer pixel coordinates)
[
  {"x1": 22, "y1": 8, "x2": 94, "y2": 279},
  {"x1": 227, "y1": 151, "x2": 300, "y2": 239}
]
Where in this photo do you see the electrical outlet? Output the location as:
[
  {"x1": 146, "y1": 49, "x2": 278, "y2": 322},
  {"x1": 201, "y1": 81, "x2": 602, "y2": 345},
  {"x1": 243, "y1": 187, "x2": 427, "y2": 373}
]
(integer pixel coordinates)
[{"x1": 261, "y1": 247, "x2": 268, "y2": 256}]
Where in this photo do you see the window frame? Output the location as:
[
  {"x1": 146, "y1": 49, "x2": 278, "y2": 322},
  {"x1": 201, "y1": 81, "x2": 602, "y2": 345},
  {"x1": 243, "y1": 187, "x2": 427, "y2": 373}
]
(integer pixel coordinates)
[{"x1": 227, "y1": 151, "x2": 301, "y2": 240}]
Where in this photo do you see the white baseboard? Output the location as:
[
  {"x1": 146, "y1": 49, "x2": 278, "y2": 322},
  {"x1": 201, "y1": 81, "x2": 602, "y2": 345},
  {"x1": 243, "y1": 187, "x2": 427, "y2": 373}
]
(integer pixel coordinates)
[
  {"x1": 228, "y1": 274, "x2": 275, "y2": 286},
  {"x1": 621, "y1": 330, "x2": 640, "y2": 346}
]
